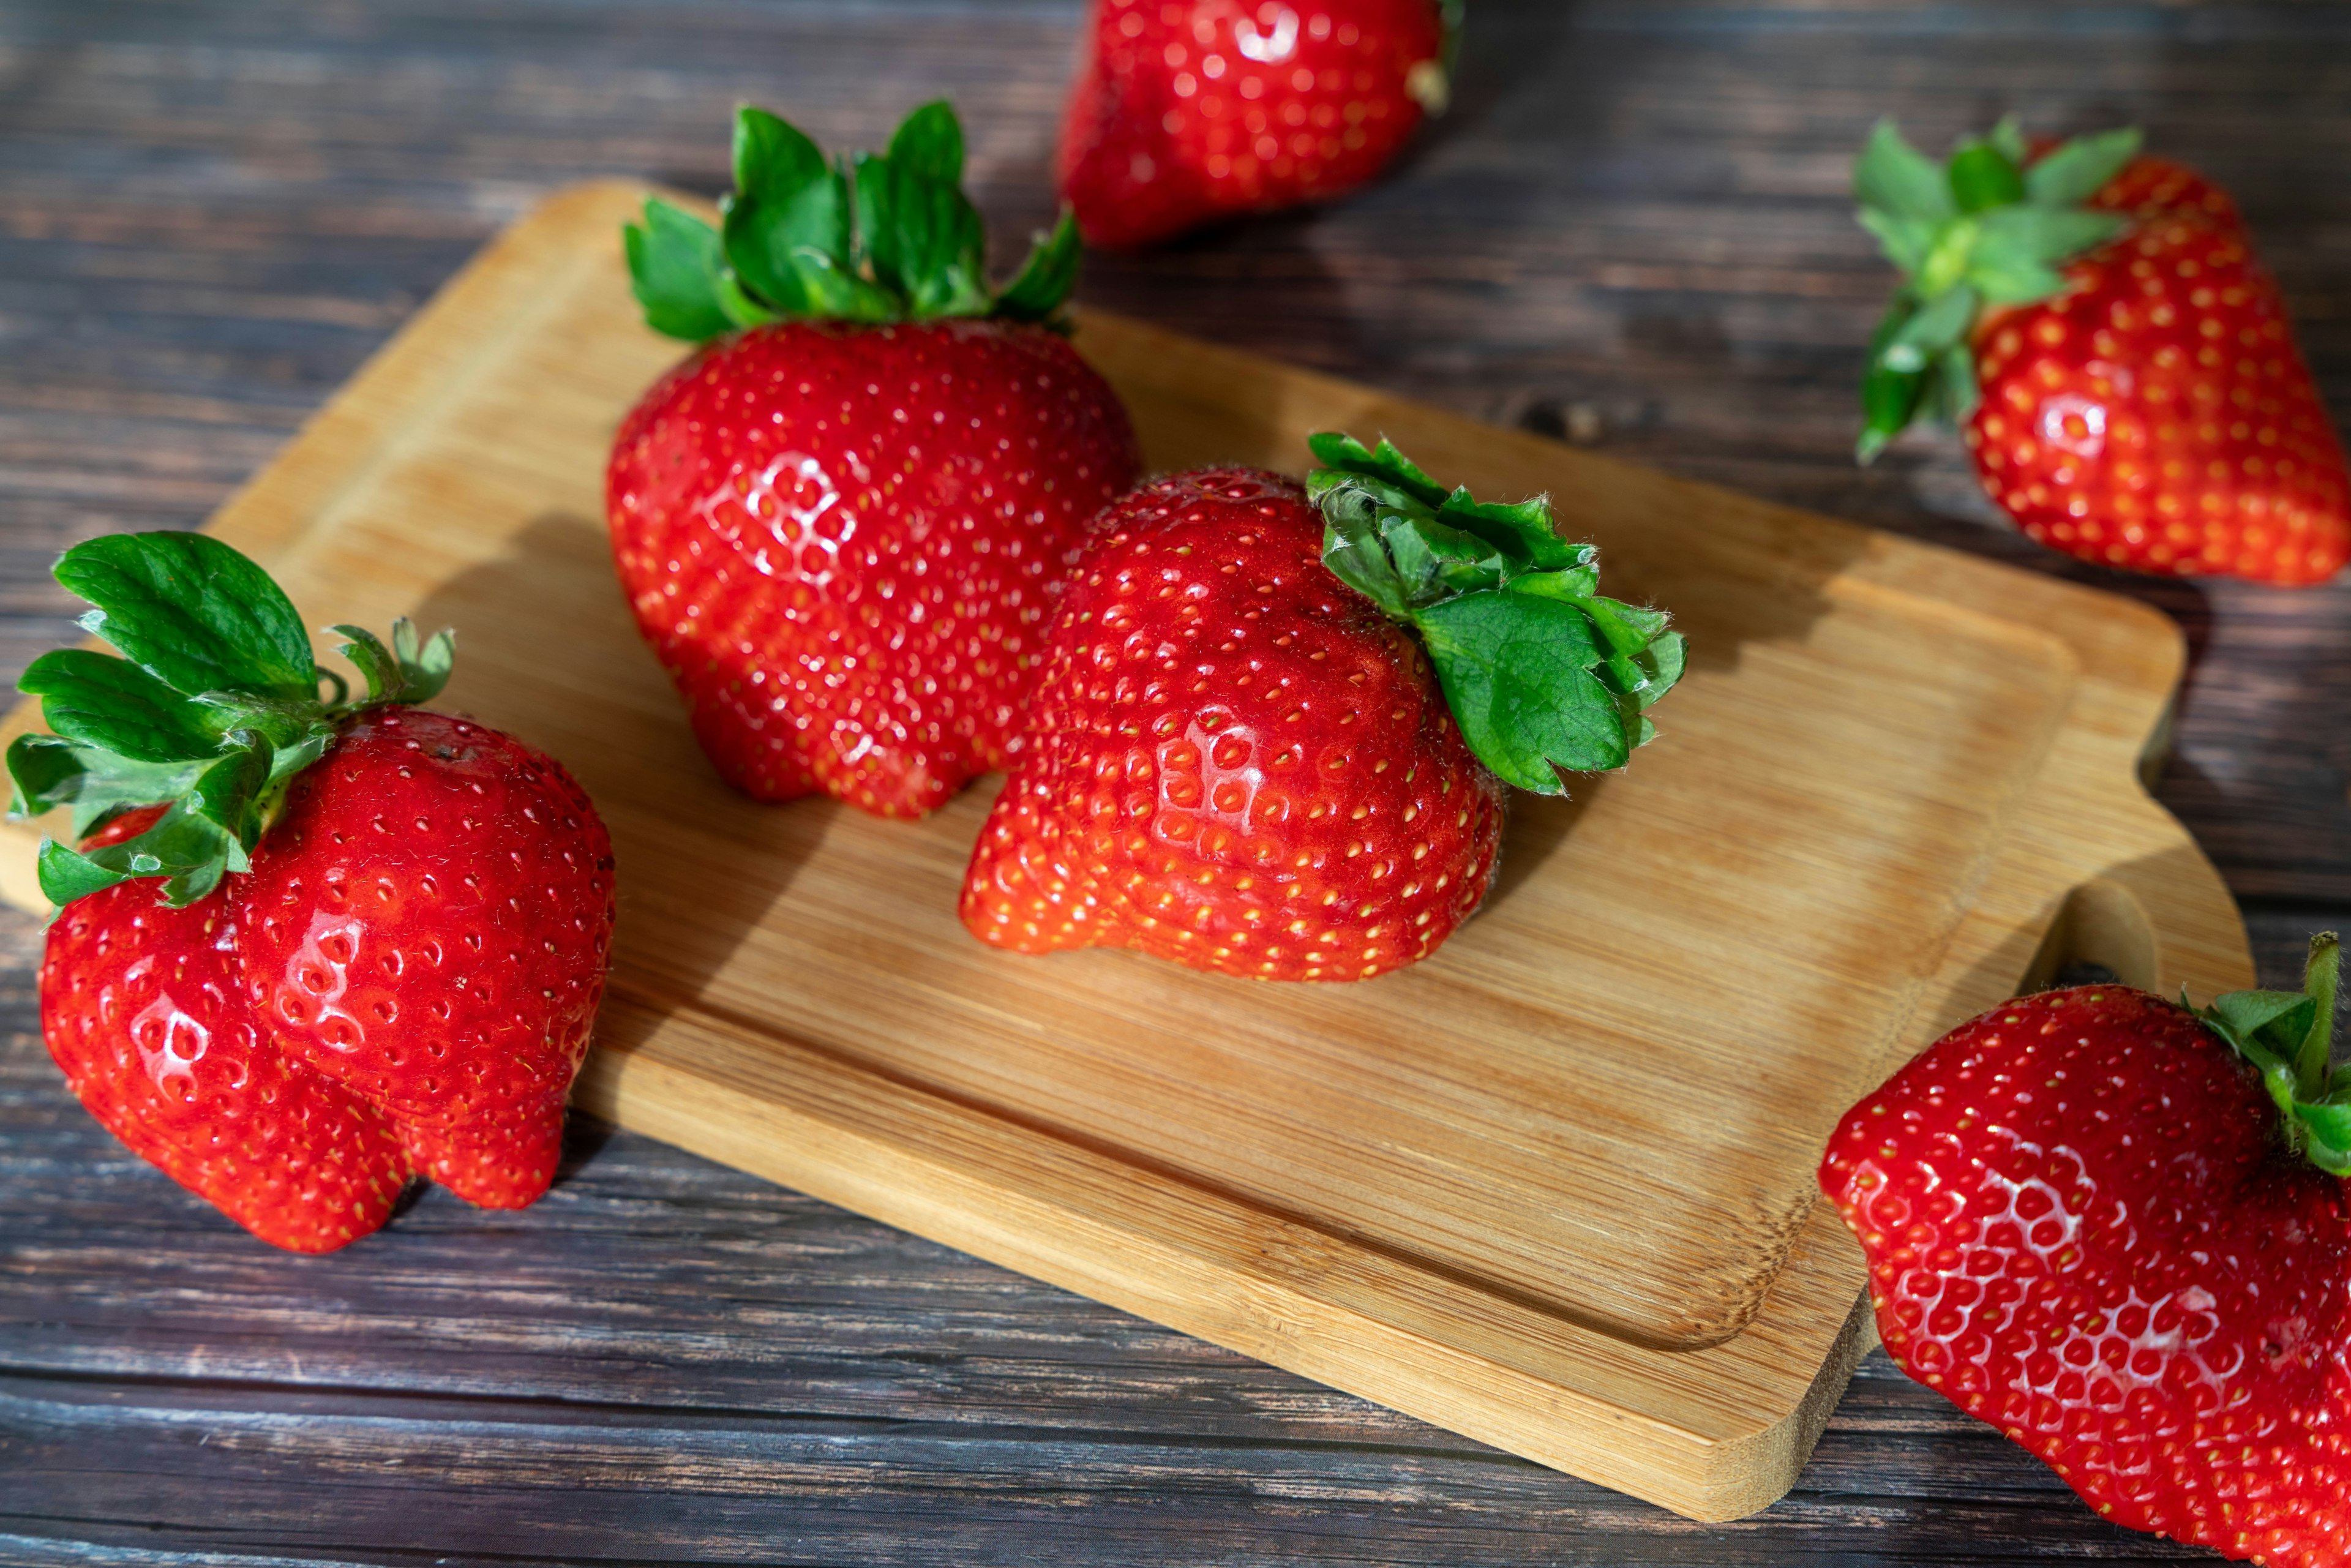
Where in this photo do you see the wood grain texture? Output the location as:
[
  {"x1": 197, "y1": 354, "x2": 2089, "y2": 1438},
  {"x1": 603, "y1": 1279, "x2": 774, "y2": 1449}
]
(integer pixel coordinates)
[
  {"x1": 1, "y1": 0, "x2": 2346, "y2": 1560},
  {"x1": 0, "y1": 178, "x2": 2255, "y2": 1518}
]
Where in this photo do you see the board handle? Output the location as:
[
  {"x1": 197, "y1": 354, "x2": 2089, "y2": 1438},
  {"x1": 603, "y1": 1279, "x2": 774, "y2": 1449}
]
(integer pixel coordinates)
[{"x1": 2017, "y1": 791, "x2": 2254, "y2": 1002}]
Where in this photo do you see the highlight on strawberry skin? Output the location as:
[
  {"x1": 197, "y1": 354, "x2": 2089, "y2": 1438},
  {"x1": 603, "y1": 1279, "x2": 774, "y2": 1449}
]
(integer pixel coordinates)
[
  {"x1": 609, "y1": 100, "x2": 1142, "y2": 820},
  {"x1": 1057, "y1": 0, "x2": 1460, "y2": 249},
  {"x1": 960, "y1": 432, "x2": 1683, "y2": 982},
  {"x1": 10, "y1": 531, "x2": 618, "y2": 1251},
  {"x1": 1819, "y1": 934, "x2": 2351, "y2": 1564},
  {"x1": 1852, "y1": 117, "x2": 2350, "y2": 585}
]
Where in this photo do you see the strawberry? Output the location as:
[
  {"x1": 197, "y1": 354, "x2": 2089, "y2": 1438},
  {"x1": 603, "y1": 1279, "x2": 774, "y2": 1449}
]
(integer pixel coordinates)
[
  {"x1": 1057, "y1": 0, "x2": 1457, "y2": 249},
  {"x1": 609, "y1": 102, "x2": 1141, "y2": 818},
  {"x1": 1854, "y1": 119, "x2": 2350, "y2": 584},
  {"x1": 234, "y1": 707, "x2": 612, "y2": 1209},
  {"x1": 961, "y1": 435, "x2": 1683, "y2": 980},
  {"x1": 40, "y1": 807, "x2": 411, "y2": 1253},
  {"x1": 10, "y1": 530, "x2": 617, "y2": 1241},
  {"x1": 1819, "y1": 936, "x2": 2351, "y2": 1564}
]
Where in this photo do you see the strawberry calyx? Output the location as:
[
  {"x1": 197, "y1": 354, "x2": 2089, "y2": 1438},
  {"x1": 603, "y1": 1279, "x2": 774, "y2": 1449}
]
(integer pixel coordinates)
[
  {"x1": 6, "y1": 532, "x2": 452, "y2": 910},
  {"x1": 1306, "y1": 432, "x2": 1684, "y2": 792},
  {"x1": 1853, "y1": 117, "x2": 2144, "y2": 462},
  {"x1": 626, "y1": 101, "x2": 1082, "y2": 342},
  {"x1": 2193, "y1": 932, "x2": 2349, "y2": 1174}
]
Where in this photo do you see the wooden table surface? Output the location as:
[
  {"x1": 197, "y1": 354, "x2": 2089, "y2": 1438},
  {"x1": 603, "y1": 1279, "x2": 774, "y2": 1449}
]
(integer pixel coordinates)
[{"x1": 2, "y1": 2, "x2": 2347, "y2": 1562}]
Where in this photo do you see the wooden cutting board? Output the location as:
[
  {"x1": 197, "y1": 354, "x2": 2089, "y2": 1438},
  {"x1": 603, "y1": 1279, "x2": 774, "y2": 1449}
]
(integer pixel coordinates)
[{"x1": 0, "y1": 182, "x2": 2253, "y2": 1521}]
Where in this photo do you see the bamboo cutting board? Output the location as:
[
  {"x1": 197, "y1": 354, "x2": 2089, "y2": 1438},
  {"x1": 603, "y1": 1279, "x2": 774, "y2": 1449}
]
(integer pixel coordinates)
[{"x1": 0, "y1": 183, "x2": 2254, "y2": 1521}]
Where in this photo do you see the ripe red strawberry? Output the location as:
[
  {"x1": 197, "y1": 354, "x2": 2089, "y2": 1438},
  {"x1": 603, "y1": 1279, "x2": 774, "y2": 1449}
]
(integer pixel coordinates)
[
  {"x1": 11, "y1": 529, "x2": 617, "y2": 1243},
  {"x1": 1057, "y1": 0, "x2": 1455, "y2": 249},
  {"x1": 962, "y1": 435, "x2": 1683, "y2": 980},
  {"x1": 1820, "y1": 937, "x2": 2351, "y2": 1564},
  {"x1": 609, "y1": 102, "x2": 1141, "y2": 818},
  {"x1": 1855, "y1": 121, "x2": 2349, "y2": 584},
  {"x1": 41, "y1": 808, "x2": 411, "y2": 1253},
  {"x1": 234, "y1": 708, "x2": 613, "y2": 1209}
]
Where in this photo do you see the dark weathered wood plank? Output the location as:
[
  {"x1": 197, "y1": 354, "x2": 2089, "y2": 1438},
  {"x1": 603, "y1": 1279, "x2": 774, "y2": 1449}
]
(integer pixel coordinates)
[{"x1": 2, "y1": 0, "x2": 2347, "y2": 1561}]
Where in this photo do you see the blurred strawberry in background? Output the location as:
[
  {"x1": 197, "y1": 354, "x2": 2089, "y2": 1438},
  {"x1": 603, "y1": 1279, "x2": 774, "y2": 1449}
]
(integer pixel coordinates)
[{"x1": 1059, "y1": 0, "x2": 1458, "y2": 249}]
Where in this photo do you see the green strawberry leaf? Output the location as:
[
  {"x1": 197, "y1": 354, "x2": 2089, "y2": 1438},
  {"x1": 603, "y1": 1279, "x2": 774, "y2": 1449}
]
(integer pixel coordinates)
[
  {"x1": 633, "y1": 101, "x2": 1087, "y2": 331},
  {"x1": 623, "y1": 198, "x2": 733, "y2": 342},
  {"x1": 1381, "y1": 512, "x2": 1507, "y2": 601},
  {"x1": 36, "y1": 836, "x2": 132, "y2": 906},
  {"x1": 1986, "y1": 116, "x2": 2030, "y2": 167},
  {"x1": 7, "y1": 734, "x2": 204, "y2": 841},
  {"x1": 1858, "y1": 208, "x2": 1936, "y2": 276},
  {"x1": 37, "y1": 800, "x2": 234, "y2": 910},
  {"x1": 390, "y1": 617, "x2": 454, "y2": 704},
  {"x1": 1308, "y1": 433, "x2": 1683, "y2": 790},
  {"x1": 995, "y1": 210, "x2": 1083, "y2": 323},
  {"x1": 732, "y1": 105, "x2": 833, "y2": 222},
  {"x1": 1436, "y1": 489, "x2": 1586, "y2": 573},
  {"x1": 886, "y1": 99, "x2": 964, "y2": 186},
  {"x1": 2203, "y1": 987, "x2": 2315, "y2": 1057},
  {"x1": 1308, "y1": 431, "x2": 1449, "y2": 508},
  {"x1": 328, "y1": 618, "x2": 456, "y2": 708},
  {"x1": 2023, "y1": 127, "x2": 2143, "y2": 209},
  {"x1": 1946, "y1": 140, "x2": 2025, "y2": 213},
  {"x1": 1319, "y1": 490, "x2": 1412, "y2": 620},
  {"x1": 1878, "y1": 283, "x2": 1979, "y2": 375},
  {"x1": 185, "y1": 732, "x2": 270, "y2": 857},
  {"x1": 2292, "y1": 1100, "x2": 2351, "y2": 1174},
  {"x1": 714, "y1": 268, "x2": 781, "y2": 329},
  {"x1": 2197, "y1": 933, "x2": 2347, "y2": 1176},
  {"x1": 1859, "y1": 294, "x2": 1927, "y2": 463},
  {"x1": 57, "y1": 531, "x2": 317, "y2": 700},
  {"x1": 6, "y1": 733, "x2": 89, "y2": 819},
  {"x1": 18, "y1": 648, "x2": 225, "y2": 763},
  {"x1": 853, "y1": 151, "x2": 989, "y2": 318},
  {"x1": 1974, "y1": 205, "x2": 2129, "y2": 267},
  {"x1": 1417, "y1": 591, "x2": 1624, "y2": 790},
  {"x1": 1854, "y1": 121, "x2": 1954, "y2": 224},
  {"x1": 1633, "y1": 629, "x2": 1687, "y2": 710}
]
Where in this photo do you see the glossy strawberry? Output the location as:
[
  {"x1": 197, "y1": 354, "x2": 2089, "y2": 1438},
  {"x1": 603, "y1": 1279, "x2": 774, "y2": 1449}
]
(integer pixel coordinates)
[
  {"x1": 609, "y1": 320, "x2": 1136, "y2": 814},
  {"x1": 1058, "y1": 0, "x2": 1455, "y2": 249},
  {"x1": 963, "y1": 435, "x2": 1683, "y2": 980},
  {"x1": 1820, "y1": 938, "x2": 2351, "y2": 1564},
  {"x1": 41, "y1": 809, "x2": 410, "y2": 1253},
  {"x1": 234, "y1": 708, "x2": 613, "y2": 1210},
  {"x1": 1855, "y1": 120, "x2": 2349, "y2": 584},
  {"x1": 610, "y1": 102, "x2": 1141, "y2": 817},
  {"x1": 12, "y1": 530, "x2": 618, "y2": 1243}
]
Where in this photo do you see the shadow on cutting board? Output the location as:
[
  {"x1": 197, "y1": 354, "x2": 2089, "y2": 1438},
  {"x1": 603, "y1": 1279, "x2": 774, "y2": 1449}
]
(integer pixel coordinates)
[{"x1": 408, "y1": 509, "x2": 830, "y2": 1032}]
